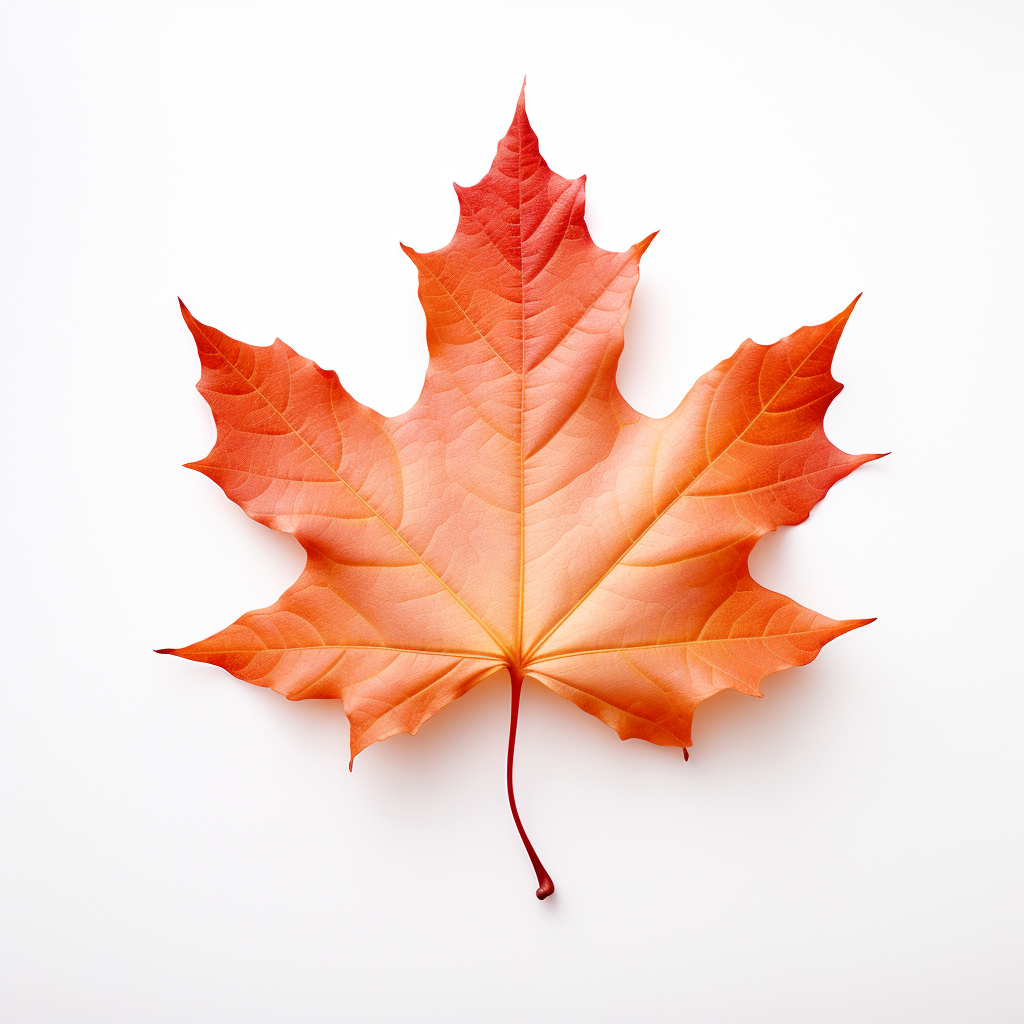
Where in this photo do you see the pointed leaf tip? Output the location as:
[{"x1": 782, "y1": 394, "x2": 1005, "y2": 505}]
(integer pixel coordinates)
[
  {"x1": 837, "y1": 617, "x2": 877, "y2": 636},
  {"x1": 635, "y1": 231, "x2": 659, "y2": 256},
  {"x1": 513, "y1": 79, "x2": 531, "y2": 130}
]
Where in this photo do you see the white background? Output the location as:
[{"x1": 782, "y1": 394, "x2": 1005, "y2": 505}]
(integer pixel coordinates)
[{"x1": 1, "y1": 2, "x2": 1021, "y2": 1021}]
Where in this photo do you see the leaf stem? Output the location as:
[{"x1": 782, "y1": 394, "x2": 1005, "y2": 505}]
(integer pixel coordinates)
[{"x1": 507, "y1": 669, "x2": 554, "y2": 900}]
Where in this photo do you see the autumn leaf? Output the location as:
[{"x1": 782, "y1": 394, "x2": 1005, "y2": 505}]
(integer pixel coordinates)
[{"x1": 161, "y1": 86, "x2": 880, "y2": 899}]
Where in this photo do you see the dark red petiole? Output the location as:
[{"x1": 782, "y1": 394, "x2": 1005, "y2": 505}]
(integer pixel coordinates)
[{"x1": 506, "y1": 669, "x2": 554, "y2": 900}]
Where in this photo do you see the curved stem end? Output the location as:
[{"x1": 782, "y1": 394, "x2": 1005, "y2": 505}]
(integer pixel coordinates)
[{"x1": 507, "y1": 669, "x2": 555, "y2": 901}]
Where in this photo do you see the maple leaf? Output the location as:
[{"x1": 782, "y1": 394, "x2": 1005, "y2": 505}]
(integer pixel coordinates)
[{"x1": 161, "y1": 86, "x2": 880, "y2": 899}]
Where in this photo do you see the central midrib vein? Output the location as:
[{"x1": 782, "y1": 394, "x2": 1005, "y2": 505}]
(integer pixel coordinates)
[{"x1": 515, "y1": 106, "x2": 527, "y2": 671}]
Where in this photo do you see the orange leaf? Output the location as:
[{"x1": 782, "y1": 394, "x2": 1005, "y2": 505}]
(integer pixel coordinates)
[{"x1": 162, "y1": 86, "x2": 880, "y2": 898}]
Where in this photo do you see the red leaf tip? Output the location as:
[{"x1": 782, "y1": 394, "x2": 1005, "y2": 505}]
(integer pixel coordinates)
[
  {"x1": 504, "y1": 79, "x2": 538, "y2": 159},
  {"x1": 635, "y1": 231, "x2": 659, "y2": 257},
  {"x1": 859, "y1": 451, "x2": 891, "y2": 466}
]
